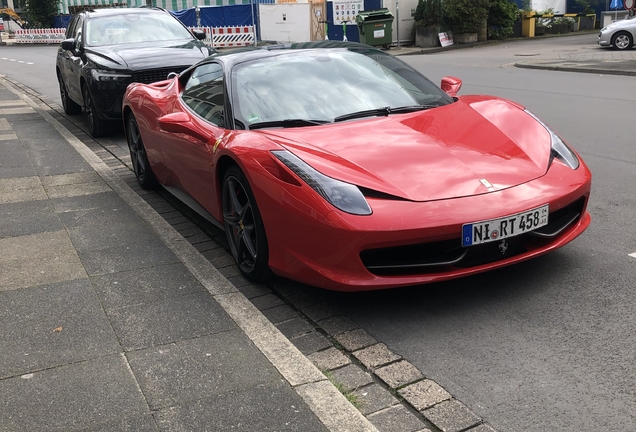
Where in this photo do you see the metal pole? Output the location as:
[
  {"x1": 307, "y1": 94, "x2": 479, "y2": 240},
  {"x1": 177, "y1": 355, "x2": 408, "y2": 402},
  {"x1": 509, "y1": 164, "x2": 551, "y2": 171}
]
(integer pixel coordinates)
[
  {"x1": 396, "y1": 0, "x2": 400, "y2": 48},
  {"x1": 251, "y1": 0, "x2": 257, "y2": 46}
]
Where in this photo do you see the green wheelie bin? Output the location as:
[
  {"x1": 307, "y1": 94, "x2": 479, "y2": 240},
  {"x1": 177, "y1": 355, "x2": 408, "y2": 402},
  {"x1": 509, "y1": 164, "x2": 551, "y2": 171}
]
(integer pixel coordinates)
[{"x1": 356, "y1": 9, "x2": 393, "y2": 48}]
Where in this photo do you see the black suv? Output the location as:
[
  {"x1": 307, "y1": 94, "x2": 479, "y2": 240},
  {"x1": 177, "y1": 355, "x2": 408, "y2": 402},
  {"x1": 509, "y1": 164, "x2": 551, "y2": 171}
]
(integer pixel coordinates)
[{"x1": 56, "y1": 7, "x2": 216, "y2": 137}]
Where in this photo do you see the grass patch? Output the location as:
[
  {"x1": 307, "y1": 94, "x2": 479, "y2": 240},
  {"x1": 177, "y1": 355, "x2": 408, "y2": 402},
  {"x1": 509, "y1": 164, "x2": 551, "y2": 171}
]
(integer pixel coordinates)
[{"x1": 322, "y1": 369, "x2": 364, "y2": 410}]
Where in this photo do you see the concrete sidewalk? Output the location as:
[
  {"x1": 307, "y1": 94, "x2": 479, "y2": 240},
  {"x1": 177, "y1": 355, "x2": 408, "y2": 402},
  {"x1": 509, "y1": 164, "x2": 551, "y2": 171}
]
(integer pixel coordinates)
[{"x1": 0, "y1": 77, "x2": 377, "y2": 431}]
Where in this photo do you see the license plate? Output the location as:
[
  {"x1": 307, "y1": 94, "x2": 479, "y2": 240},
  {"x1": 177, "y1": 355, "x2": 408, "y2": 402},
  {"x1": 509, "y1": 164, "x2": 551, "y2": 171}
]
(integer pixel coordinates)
[{"x1": 462, "y1": 204, "x2": 549, "y2": 247}]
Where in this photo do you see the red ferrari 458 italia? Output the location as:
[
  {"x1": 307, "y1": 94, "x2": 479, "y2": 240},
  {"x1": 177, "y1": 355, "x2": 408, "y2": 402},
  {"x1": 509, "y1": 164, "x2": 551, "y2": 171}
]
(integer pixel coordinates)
[{"x1": 122, "y1": 41, "x2": 591, "y2": 291}]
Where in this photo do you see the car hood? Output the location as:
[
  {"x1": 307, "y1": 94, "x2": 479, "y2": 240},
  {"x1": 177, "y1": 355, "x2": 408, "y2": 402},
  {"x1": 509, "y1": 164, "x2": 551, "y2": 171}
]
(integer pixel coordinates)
[
  {"x1": 603, "y1": 16, "x2": 636, "y2": 31},
  {"x1": 86, "y1": 39, "x2": 209, "y2": 70},
  {"x1": 259, "y1": 96, "x2": 552, "y2": 202}
]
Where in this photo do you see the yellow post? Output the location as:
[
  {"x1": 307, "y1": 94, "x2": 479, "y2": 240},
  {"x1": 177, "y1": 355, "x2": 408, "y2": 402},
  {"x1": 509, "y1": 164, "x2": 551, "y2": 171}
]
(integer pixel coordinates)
[{"x1": 522, "y1": 11, "x2": 536, "y2": 37}]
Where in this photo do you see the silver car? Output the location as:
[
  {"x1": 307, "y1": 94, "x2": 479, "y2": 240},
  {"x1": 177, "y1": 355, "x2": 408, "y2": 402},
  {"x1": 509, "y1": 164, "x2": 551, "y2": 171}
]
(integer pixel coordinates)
[{"x1": 598, "y1": 16, "x2": 636, "y2": 50}]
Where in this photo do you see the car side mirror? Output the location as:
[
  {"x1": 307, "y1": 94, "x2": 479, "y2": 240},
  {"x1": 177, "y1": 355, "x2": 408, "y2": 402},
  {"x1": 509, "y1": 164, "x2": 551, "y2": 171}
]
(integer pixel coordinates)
[
  {"x1": 441, "y1": 76, "x2": 462, "y2": 98},
  {"x1": 158, "y1": 112, "x2": 212, "y2": 142},
  {"x1": 61, "y1": 38, "x2": 75, "y2": 51},
  {"x1": 192, "y1": 29, "x2": 207, "y2": 41}
]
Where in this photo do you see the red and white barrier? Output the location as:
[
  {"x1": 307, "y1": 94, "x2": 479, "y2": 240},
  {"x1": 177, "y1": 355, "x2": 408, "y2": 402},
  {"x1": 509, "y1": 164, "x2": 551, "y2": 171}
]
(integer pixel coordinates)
[
  {"x1": 15, "y1": 28, "x2": 66, "y2": 44},
  {"x1": 13, "y1": 26, "x2": 254, "y2": 47},
  {"x1": 190, "y1": 26, "x2": 255, "y2": 48}
]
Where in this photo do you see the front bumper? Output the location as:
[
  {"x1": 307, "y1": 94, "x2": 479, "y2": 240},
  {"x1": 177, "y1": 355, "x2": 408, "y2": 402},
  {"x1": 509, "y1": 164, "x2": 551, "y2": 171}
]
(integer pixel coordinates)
[
  {"x1": 598, "y1": 31, "x2": 612, "y2": 46},
  {"x1": 253, "y1": 158, "x2": 592, "y2": 292}
]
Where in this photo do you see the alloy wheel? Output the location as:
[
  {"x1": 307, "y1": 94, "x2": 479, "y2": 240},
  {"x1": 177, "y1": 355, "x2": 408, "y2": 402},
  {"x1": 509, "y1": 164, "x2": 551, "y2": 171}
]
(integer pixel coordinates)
[
  {"x1": 126, "y1": 114, "x2": 157, "y2": 189},
  {"x1": 223, "y1": 174, "x2": 259, "y2": 275}
]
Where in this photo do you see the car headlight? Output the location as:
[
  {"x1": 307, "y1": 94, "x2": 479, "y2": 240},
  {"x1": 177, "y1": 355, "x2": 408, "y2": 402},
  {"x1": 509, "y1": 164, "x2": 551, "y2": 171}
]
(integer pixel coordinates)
[
  {"x1": 91, "y1": 69, "x2": 132, "y2": 82},
  {"x1": 272, "y1": 150, "x2": 372, "y2": 215},
  {"x1": 525, "y1": 110, "x2": 579, "y2": 170}
]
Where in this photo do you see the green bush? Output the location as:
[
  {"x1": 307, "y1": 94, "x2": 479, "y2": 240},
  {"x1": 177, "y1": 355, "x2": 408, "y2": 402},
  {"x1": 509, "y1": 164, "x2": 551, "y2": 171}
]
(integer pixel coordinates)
[
  {"x1": 26, "y1": 0, "x2": 57, "y2": 28},
  {"x1": 414, "y1": 0, "x2": 443, "y2": 27},
  {"x1": 487, "y1": 0, "x2": 519, "y2": 39},
  {"x1": 442, "y1": 0, "x2": 489, "y2": 34}
]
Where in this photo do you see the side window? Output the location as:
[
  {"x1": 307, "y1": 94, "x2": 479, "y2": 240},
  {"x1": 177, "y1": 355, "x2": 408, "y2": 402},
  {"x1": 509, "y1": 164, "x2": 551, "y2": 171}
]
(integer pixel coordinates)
[
  {"x1": 181, "y1": 63, "x2": 226, "y2": 127},
  {"x1": 74, "y1": 26, "x2": 83, "y2": 51},
  {"x1": 66, "y1": 16, "x2": 78, "y2": 39},
  {"x1": 73, "y1": 16, "x2": 83, "y2": 39}
]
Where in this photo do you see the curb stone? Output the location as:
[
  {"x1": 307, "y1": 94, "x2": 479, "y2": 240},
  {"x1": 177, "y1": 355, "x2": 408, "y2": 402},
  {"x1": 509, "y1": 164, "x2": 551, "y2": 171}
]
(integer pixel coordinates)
[{"x1": 2, "y1": 75, "x2": 500, "y2": 432}]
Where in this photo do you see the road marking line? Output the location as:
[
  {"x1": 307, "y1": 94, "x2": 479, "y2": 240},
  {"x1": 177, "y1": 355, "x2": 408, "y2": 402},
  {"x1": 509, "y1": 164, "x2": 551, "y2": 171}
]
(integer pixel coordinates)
[
  {"x1": 629, "y1": 252, "x2": 636, "y2": 258},
  {"x1": 1, "y1": 58, "x2": 33, "y2": 65}
]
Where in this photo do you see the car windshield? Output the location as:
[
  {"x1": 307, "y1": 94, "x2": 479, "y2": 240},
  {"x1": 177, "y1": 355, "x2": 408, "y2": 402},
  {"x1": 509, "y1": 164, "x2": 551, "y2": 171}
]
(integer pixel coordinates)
[
  {"x1": 85, "y1": 13, "x2": 193, "y2": 46},
  {"x1": 231, "y1": 48, "x2": 453, "y2": 128}
]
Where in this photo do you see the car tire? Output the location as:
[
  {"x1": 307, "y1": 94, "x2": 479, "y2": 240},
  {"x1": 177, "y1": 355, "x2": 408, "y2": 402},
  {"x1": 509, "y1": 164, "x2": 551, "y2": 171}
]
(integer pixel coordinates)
[
  {"x1": 222, "y1": 166, "x2": 272, "y2": 282},
  {"x1": 126, "y1": 112, "x2": 158, "y2": 189},
  {"x1": 58, "y1": 74, "x2": 81, "y2": 115},
  {"x1": 82, "y1": 85, "x2": 110, "y2": 138},
  {"x1": 611, "y1": 31, "x2": 633, "y2": 50}
]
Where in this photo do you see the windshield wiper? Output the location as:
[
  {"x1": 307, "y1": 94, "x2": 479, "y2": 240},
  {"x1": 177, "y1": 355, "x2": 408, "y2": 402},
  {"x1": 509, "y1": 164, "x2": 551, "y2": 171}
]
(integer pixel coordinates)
[
  {"x1": 249, "y1": 119, "x2": 331, "y2": 130},
  {"x1": 333, "y1": 105, "x2": 437, "y2": 123}
]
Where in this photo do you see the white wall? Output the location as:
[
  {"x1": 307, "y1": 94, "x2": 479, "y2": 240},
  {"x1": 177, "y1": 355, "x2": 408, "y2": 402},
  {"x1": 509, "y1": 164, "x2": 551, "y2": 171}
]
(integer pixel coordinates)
[
  {"x1": 532, "y1": 0, "x2": 567, "y2": 13},
  {"x1": 383, "y1": 0, "x2": 418, "y2": 45},
  {"x1": 259, "y1": 4, "x2": 311, "y2": 42}
]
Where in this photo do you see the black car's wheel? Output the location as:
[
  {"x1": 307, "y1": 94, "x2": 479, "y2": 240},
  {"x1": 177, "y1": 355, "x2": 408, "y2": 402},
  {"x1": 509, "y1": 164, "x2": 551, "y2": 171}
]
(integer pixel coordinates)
[
  {"x1": 82, "y1": 85, "x2": 110, "y2": 138},
  {"x1": 127, "y1": 113, "x2": 157, "y2": 189},
  {"x1": 58, "y1": 74, "x2": 81, "y2": 115},
  {"x1": 222, "y1": 166, "x2": 271, "y2": 282},
  {"x1": 611, "y1": 32, "x2": 633, "y2": 50}
]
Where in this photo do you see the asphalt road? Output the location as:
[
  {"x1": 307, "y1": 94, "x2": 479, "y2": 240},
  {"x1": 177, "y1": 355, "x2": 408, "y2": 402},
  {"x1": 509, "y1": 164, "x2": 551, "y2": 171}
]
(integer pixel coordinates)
[{"x1": 2, "y1": 35, "x2": 635, "y2": 431}]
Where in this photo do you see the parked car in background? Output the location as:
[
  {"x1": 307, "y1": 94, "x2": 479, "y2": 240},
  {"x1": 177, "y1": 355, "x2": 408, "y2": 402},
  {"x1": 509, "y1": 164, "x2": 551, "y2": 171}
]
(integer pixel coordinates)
[
  {"x1": 56, "y1": 7, "x2": 216, "y2": 137},
  {"x1": 122, "y1": 41, "x2": 592, "y2": 291},
  {"x1": 598, "y1": 16, "x2": 636, "y2": 50}
]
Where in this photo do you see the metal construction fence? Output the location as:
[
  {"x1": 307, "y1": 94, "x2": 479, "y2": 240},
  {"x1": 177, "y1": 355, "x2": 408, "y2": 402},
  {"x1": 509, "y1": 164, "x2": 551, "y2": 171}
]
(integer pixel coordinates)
[
  {"x1": 190, "y1": 25, "x2": 255, "y2": 47},
  {"x1": 12, "y1": 26, "x2": 254, "y2": 47}
]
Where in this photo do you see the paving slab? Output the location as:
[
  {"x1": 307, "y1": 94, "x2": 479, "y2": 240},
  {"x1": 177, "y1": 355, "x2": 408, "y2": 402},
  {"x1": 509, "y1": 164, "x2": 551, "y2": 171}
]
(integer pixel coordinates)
[
  {"x1": 367, "y1": 405, "x2": 427, "y2": 432},
  {"x1": 0, "y1": 176, "x2": 46, "y2": 204},
  {"x1": 260, "y1": 303, "x2": 300, "y2": 324},
  {"x1": 276, "y1": 316, "x2": 316, "y2": 339},
  {"x1": 107, "y1": 290, "x2": 236, "y2": 351},
  {"x1": 0, "y1": 230, "x2": 87, "y2": 291},
  {"x1": 399, "y1": 379, "x2": 452, "y2": 412},
  {"x1": 76, "y1": 238, "x2": 179, "y2": 276},
  {"x1": 126, "y1": 329, "x2": 282, "y2": 410},
  {"x1": 91, "y1": 263, "x2": 206, "y2": 310},
  {"x1": 76, "y1": 414, "x2": 158, "y2": 432},
  {"x1": 308, "y1": 346, "x2": 352, "y2": 371},
  {"x1": 375, "y1": 360, "x2": 425, "y2": 389},
  {"x1": 154, "y1": 381, "x2": 328, "y2": 432},
  {"x1": 353, "y1": 343, "x2": 402, "y2": 370},
  {"x1": 0, "y1": 279, "x2": 120, "y2": 378},
  {"x1": 0, "y1": 355, "x2": 149, "y2": 432},
  {"x1": 353, "y1": 383, "x2": 400, "y2": 416},
  {"x1": 423, "y1": 399, "x2": 482, "y2": 432},
  {"x1": 0, "y1": 199, "x2": 64, "y2": 238},
  {"x1": 291, "y1": 330, "x2": 334, "y2": 355},
  {"x1": 335, "y1": 328, "x2": 378, "y2": 352},
  {"x1": 330, "y1": 364, "x2": 374, "y2": 392}
]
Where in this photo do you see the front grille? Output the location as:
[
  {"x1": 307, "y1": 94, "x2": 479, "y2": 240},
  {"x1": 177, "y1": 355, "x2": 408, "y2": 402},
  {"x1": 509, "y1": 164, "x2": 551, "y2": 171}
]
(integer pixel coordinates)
[
  {"x1": 360, "y1": 198, "x2": 586, "y2": 276},
  {"x1": 132, "y1": 66, "x2": 188, "y2": 84}
]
